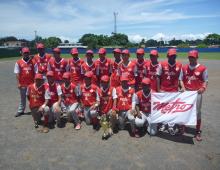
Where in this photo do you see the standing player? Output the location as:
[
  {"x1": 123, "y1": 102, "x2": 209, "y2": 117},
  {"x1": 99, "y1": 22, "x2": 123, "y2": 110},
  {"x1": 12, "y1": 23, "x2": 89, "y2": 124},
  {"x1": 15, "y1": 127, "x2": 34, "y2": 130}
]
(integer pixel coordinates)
[
  {"x1": 118, "y1": 49, "x2": 137, "y2": 89},
  {"x1": 99, "y1": 75, "x2": 118, "y2": 135},
  {"x1": 111, "y1": 48, "x2": 122, "y2": 88},
  {"x1": 180, "y1": 50, "x2": 208, "y2": 141},
  {"x1": 115, "y1": 75, "x2": 135, "y2": 131},
  {"x1": 80, "y1": 71, "x2": 100, "y2": 130},
  {"x1": 26, "y1": 73, "x2": 49, "y2": 133},
  {"x1": 61, "y1": 72, "x2": 81, "y2": 130},
  {"x1": 81, "y1": 50, "x2": 98, "y2": 85},
  {"x1": 96, "y1": 48, "x2": 112, "y2": 85},
  {"x1": 68, "y1": 48, "x2": 84, "y2": 85},
  {"x1": 157, "y1": 48, "x2": 184, "y2": 135},
  {"x1": 145, "y1": 50, "x2": 161, "y2": 92},
  {"x1": 33, "y1": 43, "x2": 51, "y2": 79},
  {"x1": 134, "y1": 48, "x2": 147, "y2": 91},
  {"x1": 48, "y1": 48, "x2": 68, "y2": 84},
  {"x1": 129, "y1": 78, "x2": 158, "y2": 137},
  {"x1": 44, "y1": 71, "x2": 62, "y2": 127},
  {"x1": 14, "y1": 47, "x2": 38, "y2": 117}
]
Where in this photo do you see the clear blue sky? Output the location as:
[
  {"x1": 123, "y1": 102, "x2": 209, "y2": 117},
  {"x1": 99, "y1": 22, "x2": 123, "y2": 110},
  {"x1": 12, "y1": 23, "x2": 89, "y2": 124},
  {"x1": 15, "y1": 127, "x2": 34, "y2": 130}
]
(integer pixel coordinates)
[{"x1": 0, "y1": 0, "x2": 219, "y2": 42}]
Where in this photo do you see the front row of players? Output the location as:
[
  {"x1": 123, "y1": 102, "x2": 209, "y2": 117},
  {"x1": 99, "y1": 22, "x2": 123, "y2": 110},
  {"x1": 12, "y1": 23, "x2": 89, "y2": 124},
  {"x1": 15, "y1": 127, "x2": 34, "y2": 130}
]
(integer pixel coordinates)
[{"x1": 26, "y1": 70, "x2": 155, "y2": 138}]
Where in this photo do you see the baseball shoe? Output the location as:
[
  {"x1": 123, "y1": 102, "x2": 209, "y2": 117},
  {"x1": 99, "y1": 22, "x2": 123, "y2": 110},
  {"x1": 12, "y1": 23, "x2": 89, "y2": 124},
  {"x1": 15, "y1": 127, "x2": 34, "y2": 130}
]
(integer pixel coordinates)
[
  {"x1": 159, "y1": 124, "x2": 166, "y2": 132},
  {"x1": 75, "y1": 123, "x2": 81, "y2": 130},
  {"x1": 42, "y1": 126, "x2": 49, "y2": 133},
  {"x1": 34, "y1": 121, "x2": 39, "y2": 128},
  {"x1": 15, "y1": 112, "x2": 24, "y2": 117},
  {"x1": 168, "y1": 127, "x2": 176, "y2": 136},
  {"x1": 195, "y1": 130, "x2": 202, "y2": 141}
]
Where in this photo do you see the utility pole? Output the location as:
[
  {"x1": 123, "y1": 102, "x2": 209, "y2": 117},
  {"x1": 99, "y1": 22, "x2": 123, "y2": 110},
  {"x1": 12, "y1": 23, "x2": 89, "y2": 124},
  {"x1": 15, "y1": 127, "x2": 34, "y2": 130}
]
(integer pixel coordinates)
[
  {"x1": 34, "y1": 30, "x2": 37, "y2": 44},
  {"x1": 113, "y1": 12, "x2": 118, "y2": 34}
]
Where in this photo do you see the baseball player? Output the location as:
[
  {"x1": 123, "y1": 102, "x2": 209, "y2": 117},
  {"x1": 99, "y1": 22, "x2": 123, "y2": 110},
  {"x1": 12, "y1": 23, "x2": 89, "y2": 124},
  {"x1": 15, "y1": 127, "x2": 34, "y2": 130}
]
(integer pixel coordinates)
[
  {"x1": 134, "y1": 48, "x2": 147, "y2": 91},
  {"x1": 47, "y1": 48, "x2": 68, "y2": 84},
  {"x1": 144, "y1": 50, "x2": 161, "y2": 92},
  {"x1": 115, "y1": 75, "x2": 135, "y2": 131},
  {"x1": 180, "y1": 50, "x2": 208, "y2": 141},
  {"x1": 157, "y1": 48, "x2": 184, "y2": 135},
  {"x1": 111, "y1": 48, "x2": 122, "y2": 88},
  {"x1": 129, "y1": 78, "x2": 158, "y2": 137},
  {"x1": 81, "y1": 50, "x2": 98, "y2": 86},
  {"x1": 118, "y1": 49, "x2": 137, "y2": 89},
  {"x1": 33, "y1": 43, "x2": 51, "y2": 80},
  {"x1": 96, "y1": 48, "x2": 112, "y2": 85},
  {"x1": 26, "y1": 73, "x2": 50, "y2": 133},
  {"x1": 44, "y1": 71, "x2": 62, "y2": 128},
  {"x1": 61, "y1": 72, "x2": 81, "y2": 130},
  {"x1": 99, "y1": 75, "x2": 118, "y2": 135},
  {"x1": 14, "y1": 47, "x2": 38, "y2": 117},
  {"x1": 68, "y1": 48, "x2": 84, "y2": 85},
  {"x1": 80, "y1": 71, "x2": 100, "y2": 130}
]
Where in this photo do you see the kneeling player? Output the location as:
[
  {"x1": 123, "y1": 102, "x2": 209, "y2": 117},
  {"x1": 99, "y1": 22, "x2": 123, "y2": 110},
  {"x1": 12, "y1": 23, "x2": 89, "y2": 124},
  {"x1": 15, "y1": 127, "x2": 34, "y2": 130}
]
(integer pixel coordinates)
[
  {"x1": 115, "y1": 75, "x2": 135, "y2": 131},
  {"x1": 61, "y1": 72, "x2": 81, "y2": 130},
  {"x1": 129, "y1": 78, "x2": 158, "y2": 137},
  {"x1": 80, "y1": 71, "x2": 100, "y2": 130},
  {"x1": 99, "y1": 75, "x2": 118, "y2": 138},
  {"x1": 26, "y1": 73, "x2": 49, "y2": 133},
  {"x1": 44, "y1": 71, "x2": 62, "y2": 127}
]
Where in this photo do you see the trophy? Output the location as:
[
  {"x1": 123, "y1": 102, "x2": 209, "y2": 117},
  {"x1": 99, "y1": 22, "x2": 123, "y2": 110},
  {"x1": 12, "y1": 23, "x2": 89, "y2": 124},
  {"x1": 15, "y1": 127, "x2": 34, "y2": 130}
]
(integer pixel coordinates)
[{"x1": 99, "y1": 114, "x2": 111, "y2": 140}]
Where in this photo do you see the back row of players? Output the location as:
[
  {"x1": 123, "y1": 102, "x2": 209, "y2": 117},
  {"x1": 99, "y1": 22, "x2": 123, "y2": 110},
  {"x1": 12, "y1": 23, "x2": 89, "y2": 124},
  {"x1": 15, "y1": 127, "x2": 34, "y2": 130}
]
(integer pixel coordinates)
[{"x1": 14, "y1": 43, "x2": 208, "y2": 141}]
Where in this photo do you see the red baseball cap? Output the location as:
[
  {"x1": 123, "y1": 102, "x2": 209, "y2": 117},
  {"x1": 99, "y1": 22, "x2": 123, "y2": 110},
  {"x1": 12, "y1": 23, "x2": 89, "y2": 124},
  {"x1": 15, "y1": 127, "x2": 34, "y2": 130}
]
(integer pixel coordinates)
[
  {"x1": 142, "y1": 78, "x2": 151, "y2": 85},
  {"x1": 136, "y1": 48, "x2": 145, "y2": 55},
  {"x1": 101, "y1": 75, "x2": 110, "y2": 82},
  {"x1": 188, "y1": 50, "x2": 198, "y2": 58},
  {"x1": 122, "y1": 49, "x2": 130, "y2": 55},
  {"x1": 121, "y1": 75, "x2": 129, "y2": 81},
  {"x1": 98, "y1": 48, "x2": 106, "y2": 54},
  {"x1": 150, "y1": 50, "x2": 158, "y2": 56},
  {"x1": 86, "y1": 50, "x2": 94, "y2": 54},
  {"x1": 71, "y1": 48, "x2": 78, "y2": 55},
  {"x1": 46, "y1": 71, "x2": 54, "y2": 77},
  {"x1": 113, "y1": 48, "x2": 121, "y2": 53},
  {"x1": 84, "y1": 71, "x2": 93, "y2": 78},
  {"x1": 21, "y1": 47, "x2": 30, "y2": 53},
  {"x1": 35, "y1": 73, "x2": 43, "y2": 80},
  {"x1": 167, "y1": 48, "x2": 177, "y2": 57},
  {"x1": 36, "y1": 43, "x2": 45, "y2": 49},
  {"x1": 53, "y1": 48, "x2": 61, "y2": 53}
]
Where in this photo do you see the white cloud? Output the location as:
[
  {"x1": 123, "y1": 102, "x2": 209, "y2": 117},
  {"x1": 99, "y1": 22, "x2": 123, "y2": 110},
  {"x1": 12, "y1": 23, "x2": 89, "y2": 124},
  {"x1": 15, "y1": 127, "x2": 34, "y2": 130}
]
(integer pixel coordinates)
[{"x1": 128, "y1": 34, "x2": 147, "y2": 43}]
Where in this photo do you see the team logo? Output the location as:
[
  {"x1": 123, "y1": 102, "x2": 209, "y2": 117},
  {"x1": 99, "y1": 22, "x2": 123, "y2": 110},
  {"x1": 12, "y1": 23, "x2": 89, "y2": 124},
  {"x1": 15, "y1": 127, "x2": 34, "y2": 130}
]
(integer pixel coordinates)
[{"x1": 195, "y1": 72, "x2": 200, "y2": 76}]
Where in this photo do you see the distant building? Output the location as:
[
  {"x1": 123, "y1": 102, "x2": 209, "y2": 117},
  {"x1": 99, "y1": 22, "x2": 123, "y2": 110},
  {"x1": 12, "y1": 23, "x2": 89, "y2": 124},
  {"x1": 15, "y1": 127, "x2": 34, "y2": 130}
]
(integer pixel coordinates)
[
  {"x1": 3, "y1": 41, "x2": 27, "y2": 48},
  {"x1": 57, "y1": 42, "x2": 87, "y2": 49}
]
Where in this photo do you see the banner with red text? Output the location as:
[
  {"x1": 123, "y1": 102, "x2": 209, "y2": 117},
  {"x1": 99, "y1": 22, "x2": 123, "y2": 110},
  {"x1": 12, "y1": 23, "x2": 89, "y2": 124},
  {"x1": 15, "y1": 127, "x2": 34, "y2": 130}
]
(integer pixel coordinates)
[{"x1": 150, "y1": 91, "x2": 198, "y2": 125}]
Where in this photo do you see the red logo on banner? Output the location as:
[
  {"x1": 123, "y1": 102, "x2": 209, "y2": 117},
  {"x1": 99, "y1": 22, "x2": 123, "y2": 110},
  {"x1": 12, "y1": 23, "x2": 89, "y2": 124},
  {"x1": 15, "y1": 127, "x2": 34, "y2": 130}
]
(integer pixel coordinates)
[{"x1": 152, "y1": 98, "x2": 193, "y2": 114}]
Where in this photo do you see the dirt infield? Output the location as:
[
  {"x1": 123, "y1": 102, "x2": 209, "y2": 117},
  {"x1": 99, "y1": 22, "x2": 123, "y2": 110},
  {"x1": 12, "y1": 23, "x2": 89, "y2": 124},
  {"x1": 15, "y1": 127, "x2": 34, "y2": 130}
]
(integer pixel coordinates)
[{"x1": 0, "y1": 59, "x2": 220, "y2": 170}]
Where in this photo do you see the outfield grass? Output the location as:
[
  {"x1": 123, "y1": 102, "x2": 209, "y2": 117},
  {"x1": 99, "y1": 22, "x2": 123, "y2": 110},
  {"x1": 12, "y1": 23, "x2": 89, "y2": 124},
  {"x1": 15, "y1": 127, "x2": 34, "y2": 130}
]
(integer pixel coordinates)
[{"x1": 0, "y1": 52, "x2": 220, "y2": 61}]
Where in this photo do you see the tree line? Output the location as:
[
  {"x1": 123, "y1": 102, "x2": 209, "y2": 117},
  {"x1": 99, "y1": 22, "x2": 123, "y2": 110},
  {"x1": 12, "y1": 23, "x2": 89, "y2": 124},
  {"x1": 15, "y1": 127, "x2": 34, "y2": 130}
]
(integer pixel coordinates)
[{"x1": 0, "y1": 33, "x2": 220, "y2": 49}]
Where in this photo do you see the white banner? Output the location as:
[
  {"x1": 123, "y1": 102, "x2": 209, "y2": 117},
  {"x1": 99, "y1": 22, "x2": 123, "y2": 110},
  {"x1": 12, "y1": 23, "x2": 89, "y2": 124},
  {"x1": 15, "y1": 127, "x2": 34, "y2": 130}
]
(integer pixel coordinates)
[{"x1": 150, "y1": 91, "x2": 198, "y2": 125}]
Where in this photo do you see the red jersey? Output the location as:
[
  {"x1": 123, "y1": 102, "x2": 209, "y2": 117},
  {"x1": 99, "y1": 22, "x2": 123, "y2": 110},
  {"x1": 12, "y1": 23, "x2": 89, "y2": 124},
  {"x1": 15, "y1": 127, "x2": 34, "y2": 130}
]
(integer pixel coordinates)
[
  {"x1": 111, "y1": 60, "x2": 121, "y2": 88},
  {"x1": 69, "y1": 58, "x2": 84, "y2": 84},
  {"x1": 44, "y1": 83, "x2": 61, "y2": 107},
  {"x1": 118, "y1": 61, "x2": 136, "y2": 86},
  {"x1": 80, "y1": 84, "x2": 100, "y2": 107},
  {"x1": 14, "y1": 58, "x2": 36, "y2": 87},
  {"x1": 182, "y1": 64, "x2": 207, "y2": 91},
  {"x1": 145, "y1": 61, "x2": 161, "y2": 92},
  {"x1": 33, "y1": 53, "x2": 51, "y2": 74},
  {"x1": 133, "y1": 59, "x2": 147, "y2": 89},
  {"x1": 61, "y1": 83, "x2": 78, "y2": 105},
  {"x1": 99, "y1": 87, "x2": 116, "y2": 115},
  {"x1": 116, "y1": 86, "x2": 134, "y2": 111},
  {"x1": 48, "y1": 58, "x2": 68, "y2": 81},
  {"x1": 136, "y1": 90, "x2": 151, "y2": 113},
  {"x1": 27, "y1": 83, "x2": 45, "y2": 109},
  {"x1": 96, "y1": 58, "x2": 112, "y2": 79},
  {"x1": 81, "y1": 61, "x2": 98, "y2": 85},
  {"x1": 159, "y1": 61, "x2": 182, "y2": 92}
]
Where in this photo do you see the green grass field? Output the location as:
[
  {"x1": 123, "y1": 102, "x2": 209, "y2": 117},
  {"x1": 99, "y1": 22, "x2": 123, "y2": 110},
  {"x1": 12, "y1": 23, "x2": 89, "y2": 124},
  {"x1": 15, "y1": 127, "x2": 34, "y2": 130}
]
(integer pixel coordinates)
[{"x1": 0, "y1": 52, "x2": 220, "y2": 61}]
